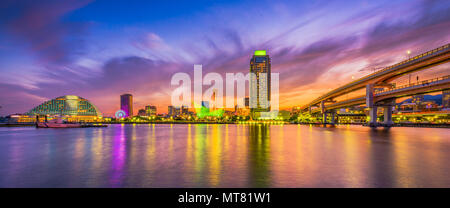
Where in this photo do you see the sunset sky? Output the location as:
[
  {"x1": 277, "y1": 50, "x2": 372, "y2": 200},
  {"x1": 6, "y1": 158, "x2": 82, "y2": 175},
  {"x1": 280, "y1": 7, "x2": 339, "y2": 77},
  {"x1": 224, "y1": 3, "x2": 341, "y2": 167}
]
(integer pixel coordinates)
[{"x1": 0, "y1": 0, "x2": 449, "y2": 116}]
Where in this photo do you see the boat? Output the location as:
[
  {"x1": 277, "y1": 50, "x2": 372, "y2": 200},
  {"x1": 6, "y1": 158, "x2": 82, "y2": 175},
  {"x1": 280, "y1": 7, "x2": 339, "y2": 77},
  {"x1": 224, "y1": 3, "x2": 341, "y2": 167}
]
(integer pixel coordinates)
[
  {"x1": 35, "y1": 115, "x2": 107, "y2": 128},
  {"x1": 36, "y1": 117, "x2": 82, "y2": 128}
]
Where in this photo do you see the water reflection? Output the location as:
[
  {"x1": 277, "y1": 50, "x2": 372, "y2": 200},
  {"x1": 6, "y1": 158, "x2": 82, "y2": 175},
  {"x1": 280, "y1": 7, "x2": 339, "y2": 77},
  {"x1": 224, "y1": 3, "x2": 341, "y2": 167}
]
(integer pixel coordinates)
[
  {"x1": 111, "y1": 125, "x2": 125, "y2": 187},
  {"x1": 0, "y1": 124, "x2": 449, "y2": 187},
  {"x1": 194, "y1": 124, "x2": 207, "y2": 186},
  {"x1": 248, "y1": 124, "x2": 271, "y2": 187}
]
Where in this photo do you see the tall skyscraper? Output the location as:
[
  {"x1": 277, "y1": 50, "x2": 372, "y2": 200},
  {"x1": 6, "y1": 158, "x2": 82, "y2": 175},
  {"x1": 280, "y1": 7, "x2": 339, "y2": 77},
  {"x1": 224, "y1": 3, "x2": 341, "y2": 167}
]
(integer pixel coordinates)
[
  {"x1": 250, "y1": 50, "x2": 271, "y2": 118},
  {"x1": 120, "y1": 94, "x2": 133, "y2": 117}
]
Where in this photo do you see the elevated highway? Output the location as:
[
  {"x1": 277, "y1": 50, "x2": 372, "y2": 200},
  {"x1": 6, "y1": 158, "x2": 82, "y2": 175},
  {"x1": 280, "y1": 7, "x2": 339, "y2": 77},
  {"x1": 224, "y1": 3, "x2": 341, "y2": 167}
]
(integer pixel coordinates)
[
  {"x1": 310, "y1": 75, "x2": 450, "y2": 113},
  {"x1": 302, "y1": 44, "x2": 450, "y2": 112}
]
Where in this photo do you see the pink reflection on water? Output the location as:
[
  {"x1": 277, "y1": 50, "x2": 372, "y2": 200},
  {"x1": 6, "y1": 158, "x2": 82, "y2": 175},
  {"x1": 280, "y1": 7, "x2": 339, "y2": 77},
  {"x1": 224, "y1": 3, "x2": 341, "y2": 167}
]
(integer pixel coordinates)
[{"x1": 110, "y1": 124, "x2": 126, "y2": 187}]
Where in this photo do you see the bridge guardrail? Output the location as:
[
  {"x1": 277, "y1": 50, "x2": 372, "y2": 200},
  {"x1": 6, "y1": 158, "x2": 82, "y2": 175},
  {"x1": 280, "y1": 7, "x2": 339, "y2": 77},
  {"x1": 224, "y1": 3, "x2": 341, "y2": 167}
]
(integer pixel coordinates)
[
  {"x1": 376, "y1": 75, "x2": 450, "y2": 94},
  {"x1": 369, "y1": 44, "x2": 449, "y2": 80},
  {"x1": 321, "y1": 75, "x2": 449, "y2": 110}
]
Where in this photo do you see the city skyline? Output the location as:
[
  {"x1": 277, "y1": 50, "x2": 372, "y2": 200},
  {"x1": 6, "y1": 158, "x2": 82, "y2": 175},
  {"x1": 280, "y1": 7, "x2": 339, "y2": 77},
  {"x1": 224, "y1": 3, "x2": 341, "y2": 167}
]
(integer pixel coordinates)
[{"x1": 1, "y1": 0, "x2": 450, "y2": 116}]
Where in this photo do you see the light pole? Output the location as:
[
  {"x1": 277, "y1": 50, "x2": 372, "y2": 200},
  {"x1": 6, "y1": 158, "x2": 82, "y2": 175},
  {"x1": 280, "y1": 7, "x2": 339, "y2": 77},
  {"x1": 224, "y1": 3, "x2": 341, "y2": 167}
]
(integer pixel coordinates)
[{"x1": 407, "y1": 50, "x2": 412, "y2": 85}]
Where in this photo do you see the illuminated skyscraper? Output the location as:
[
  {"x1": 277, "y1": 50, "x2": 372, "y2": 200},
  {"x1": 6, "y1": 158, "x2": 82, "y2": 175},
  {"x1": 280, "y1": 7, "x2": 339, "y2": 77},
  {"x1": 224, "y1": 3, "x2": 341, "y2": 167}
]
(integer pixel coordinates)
[
  {"x1": 120, "y1": 94, "x2": 133, "y2": 117},
  {"x1": 250, "y1": 50, "x2": 271, "y2": 118}
]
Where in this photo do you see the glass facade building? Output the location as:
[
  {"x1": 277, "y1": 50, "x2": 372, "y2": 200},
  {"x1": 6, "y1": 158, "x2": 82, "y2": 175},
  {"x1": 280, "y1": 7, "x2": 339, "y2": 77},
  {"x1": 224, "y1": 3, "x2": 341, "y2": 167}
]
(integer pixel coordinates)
[
  {"x1": 145, "y1": 105, "x2": 157, "y2": 116},
  {"x1": 250, "y1": 50, "x2": 271, "y2": 117},
  {"x1": 120, "y1": 94, "x2": 133, "y2": 117},
  {"x1": 26, "y1": 95, "x2": 102, "y2": 122},
  {"x1": 443, "y1": 90, "x2": 450, "y2": 109},
  {"x1": 168, "y1": 106, "x2": 180, "y2": 117}
]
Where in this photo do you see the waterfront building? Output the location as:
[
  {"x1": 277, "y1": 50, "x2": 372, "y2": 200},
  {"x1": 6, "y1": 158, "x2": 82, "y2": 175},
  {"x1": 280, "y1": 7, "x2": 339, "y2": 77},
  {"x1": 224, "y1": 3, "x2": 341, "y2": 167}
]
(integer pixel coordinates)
[
  {"x1": 278, "y1": 110, "x2": 291, "y2": 120},
  {"x1": 137, "y1": 109, "x2": 146, "y2": 116},
  {"x1": 168, "y1": 106, "x2": 174, "y2": 116},
  {"x1": 234, "y1": 97, "x2": 250, "y2": 116},
  {"x1": 244, "y1": 97, "x2": 250, "y2": 108},
  {"x1": 7, "y1": 114, "x2": 39, "y2": 123},
  {"x1": 181, "y1": 106, "x2": 189, "y2": 115},
  {"x1": 145, "y1": 105, "x2": 157, "y2": 116},
  {"x1": 26, "y1": 95, "x2": 102, "y2": 122},
  {"x1": 422, "y1": 101, "x2": 439, "y2": 111},
  {"x1": 291, "y1": 106, "x2": 301, "y2": 114},
  {"x1": 168, "y1": 106, "x2": 180, "y2": 117},
  {"x1": 443, "y1": 90, "x2": 450, "y2": 109},
  {"x1": 412, "y1": 95, "x2": 424, "y2": 112},
  {"x1": 249, "y1": 50, "x2": 271, "y2": 118},
  {"x1": 120, "y1": 94, "x2": 133, "y2": 117},
  {"x1": 399, "y1": 102, "x2": 415, "y2": 112},
  {"x1": 412, "y1": 95, "x2": 424, "y2": 104}
]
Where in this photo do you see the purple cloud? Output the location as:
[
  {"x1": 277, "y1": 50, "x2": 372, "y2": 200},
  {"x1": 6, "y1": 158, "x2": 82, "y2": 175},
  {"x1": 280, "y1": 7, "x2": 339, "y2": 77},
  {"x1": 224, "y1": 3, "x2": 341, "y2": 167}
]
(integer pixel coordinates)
[{"x1": 1, "y1": 0, "x2": 92, "y2": 64}]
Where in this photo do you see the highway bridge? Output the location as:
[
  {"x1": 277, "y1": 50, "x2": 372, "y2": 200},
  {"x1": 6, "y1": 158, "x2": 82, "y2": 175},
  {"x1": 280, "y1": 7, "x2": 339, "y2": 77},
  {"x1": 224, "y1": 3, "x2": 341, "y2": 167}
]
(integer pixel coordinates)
[{"x1": 302, "y1": 43, "x2": 450, "y2": 127}]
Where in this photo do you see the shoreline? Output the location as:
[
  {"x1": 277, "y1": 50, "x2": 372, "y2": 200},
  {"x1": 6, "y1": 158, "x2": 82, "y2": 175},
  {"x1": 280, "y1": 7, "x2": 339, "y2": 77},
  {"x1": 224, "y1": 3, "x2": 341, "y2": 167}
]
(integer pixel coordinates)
[{"x1": 1, "y1": 122, "x2": 449, "y2": 128}]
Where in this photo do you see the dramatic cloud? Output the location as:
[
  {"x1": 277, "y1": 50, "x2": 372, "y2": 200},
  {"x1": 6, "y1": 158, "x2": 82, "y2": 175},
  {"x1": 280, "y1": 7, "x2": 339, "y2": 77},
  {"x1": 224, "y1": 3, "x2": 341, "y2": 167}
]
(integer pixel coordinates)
[{"x1": 1, "y1": 0, "x2": 92, "y2": 64}]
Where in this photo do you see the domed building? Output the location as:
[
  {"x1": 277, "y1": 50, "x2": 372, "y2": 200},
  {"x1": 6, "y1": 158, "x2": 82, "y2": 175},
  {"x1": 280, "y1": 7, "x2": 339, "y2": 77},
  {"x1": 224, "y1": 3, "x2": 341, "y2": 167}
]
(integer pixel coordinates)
[{"x1": 26, "y1": 95, "x2": 102, "y2": 122}]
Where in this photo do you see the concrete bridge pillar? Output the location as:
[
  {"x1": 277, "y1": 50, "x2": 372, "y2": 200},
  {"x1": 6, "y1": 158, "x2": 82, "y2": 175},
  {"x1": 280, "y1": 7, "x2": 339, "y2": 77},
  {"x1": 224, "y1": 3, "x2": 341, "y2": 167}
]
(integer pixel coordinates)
[
  {"x1": 322, "y1": 111, "x2": 338, "y2": 125},
  {"x1": 330, "y1": 111, "x2": 336, "y2": 124},
  {"x1": 381, "y1": 99, "x2": 395, "y2": 127},
  {"x1": 383, "y1": 106, "x2": 393, "y2": 126},
  {"x1": 368, "y1": 106, "x2": 378, "y2": 127},
  {"x1": 321, "y1": 100, "x2": 327, "y2": 124},
  {"x1": 366, "y1": 84, "x2": 374, "y2": 108},
  {"x1": 366, "y1": 83, "x2": 378, "y2": 127},
  {"x1": 321, "y1": 101, "x2": 326, "y2": 114}
]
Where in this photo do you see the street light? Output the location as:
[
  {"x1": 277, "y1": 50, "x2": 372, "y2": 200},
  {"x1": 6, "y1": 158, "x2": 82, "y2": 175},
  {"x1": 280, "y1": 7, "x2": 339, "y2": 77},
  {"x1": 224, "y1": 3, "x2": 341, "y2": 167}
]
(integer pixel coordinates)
[{"x1": 407, "y1": 50, "x2": 412, "y2": 84}]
